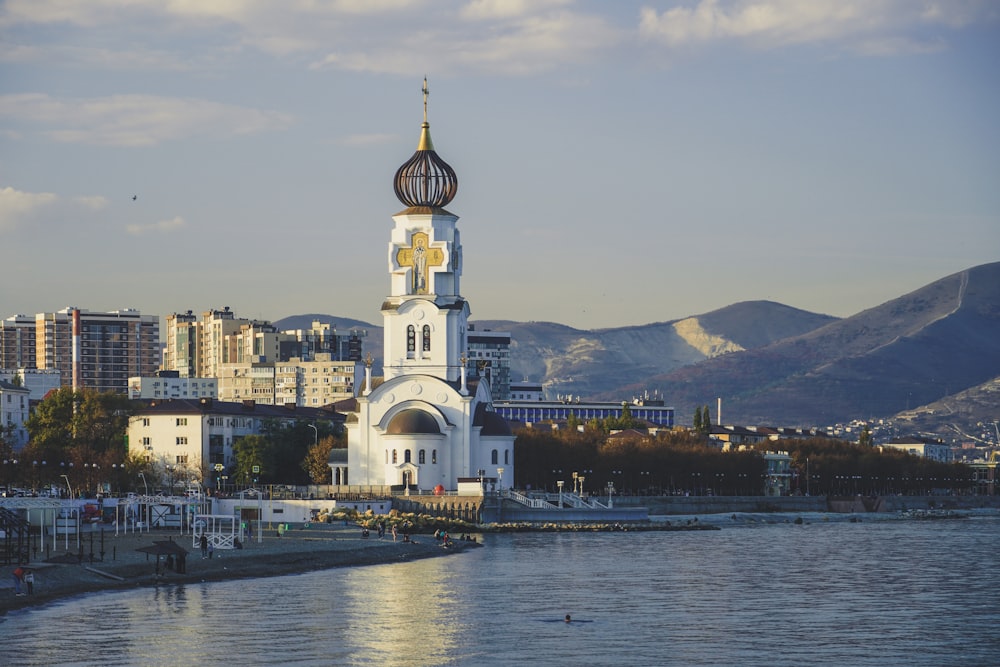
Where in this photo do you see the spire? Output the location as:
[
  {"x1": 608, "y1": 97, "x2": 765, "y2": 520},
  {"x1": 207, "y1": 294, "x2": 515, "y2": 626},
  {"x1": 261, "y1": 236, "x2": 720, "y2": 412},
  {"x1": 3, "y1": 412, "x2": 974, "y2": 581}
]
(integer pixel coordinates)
[
  {"x1": 393, "y1": 77, "x2": 457, "y2": 209},
  {"x1": 417, "y1": 76, "x2": 434, "y2": 151}
]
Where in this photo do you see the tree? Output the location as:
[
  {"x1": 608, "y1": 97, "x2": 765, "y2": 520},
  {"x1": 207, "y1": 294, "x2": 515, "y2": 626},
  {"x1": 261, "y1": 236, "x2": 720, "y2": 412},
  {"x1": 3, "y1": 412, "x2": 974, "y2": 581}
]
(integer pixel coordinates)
[
  {"x1": 858, "y1": 425, "x2": 873, "y2": 448},
  {"x1": 702, "y1": 405, "x2": 712, "y2": 429},
  {"x1": 303, "y1": 436, "x2": 337, "y2": 484},
  {"x1": 232, "y1": 435, "x2": 273, "y2": 487},
  {"x1": 693, "y1": 406, "x2": 703, "y2": 432}
]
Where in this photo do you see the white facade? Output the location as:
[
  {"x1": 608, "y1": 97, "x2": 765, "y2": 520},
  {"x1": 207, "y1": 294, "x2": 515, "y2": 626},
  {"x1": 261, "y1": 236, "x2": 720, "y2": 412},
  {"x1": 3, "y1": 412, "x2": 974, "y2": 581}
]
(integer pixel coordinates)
[
  {"x1": 127, "y1": 398, "x2": 341, "y2": 486},
  {"x1": 128, "y1": 375, "x2": 218, "y2": 400},
  {"x1": 0, "y1": 369, "x2": 61, "y2": 401},
  {"x1": 345, "y1": 94, "x2": 515, "y2": 491},
  {"x1": 0, "y1": 379, "x2": 30, "y2": 451}
]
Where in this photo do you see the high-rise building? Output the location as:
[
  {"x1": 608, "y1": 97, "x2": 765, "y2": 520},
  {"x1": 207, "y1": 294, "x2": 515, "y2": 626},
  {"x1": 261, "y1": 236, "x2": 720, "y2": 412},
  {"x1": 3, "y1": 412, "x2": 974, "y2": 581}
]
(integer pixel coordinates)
[
  {"x1": 466, "y1": 325, "x2": 511, "y2": 400},
  {"x1": 34, "y1": 308, "x2": 160, "y2": 393},
  {"x1": 0, "y1": 315, "x2": 37, "y2": 371}
]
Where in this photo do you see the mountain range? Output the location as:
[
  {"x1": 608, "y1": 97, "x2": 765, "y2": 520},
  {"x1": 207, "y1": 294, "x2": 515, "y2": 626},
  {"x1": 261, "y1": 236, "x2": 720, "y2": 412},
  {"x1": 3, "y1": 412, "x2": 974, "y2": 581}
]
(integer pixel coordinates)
[{"x1": 276, "y1": 261, "x2": 1000, "y2": 444}]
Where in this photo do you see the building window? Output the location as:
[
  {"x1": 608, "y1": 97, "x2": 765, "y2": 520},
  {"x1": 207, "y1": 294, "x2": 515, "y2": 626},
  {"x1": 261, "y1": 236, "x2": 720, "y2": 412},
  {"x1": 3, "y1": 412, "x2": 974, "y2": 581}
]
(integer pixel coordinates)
[
  {"x1": 432, "y1": 449, "x2": 437, "y2": 464},
  {"x1": 392, "y1": 449, "x2": 398, "y2": 464},
  {"x1": 176, "y1": 455, "x2": 188, "y2": 464},
  {"x1": 505, "y1": 450, "x2": 509, "y2": 465},
  {"x1": 404, "y1": 449, "x2": 412, "y2": 463},
  {"x1": 142, "y1": 418, "x2": 150, "y2": 427},
  {"x1": 176, "y1": 418, "x2": 187, "y2": 426},
  {"x1": 407, "y1": 325, "x2": 416, "y2": 353},
  {"x1": 419, "y1": 449, "x2": 425, "y2": 464},
  {"x1": 176, "y1": 437, "x2": 187, "y2": 445},
  {"x1": 422, "y1": 325, "x2": 431, "y2": 352},
  {"x1": 491, "y1": 449, "x2": 498, "y2": 465}
]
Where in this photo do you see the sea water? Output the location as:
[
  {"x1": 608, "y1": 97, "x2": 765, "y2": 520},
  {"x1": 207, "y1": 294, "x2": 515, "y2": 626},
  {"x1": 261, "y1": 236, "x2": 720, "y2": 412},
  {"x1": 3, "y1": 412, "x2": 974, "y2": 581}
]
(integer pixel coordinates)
[{"x1": 2, "y1": 515, "x2": 999, "y2": 667}]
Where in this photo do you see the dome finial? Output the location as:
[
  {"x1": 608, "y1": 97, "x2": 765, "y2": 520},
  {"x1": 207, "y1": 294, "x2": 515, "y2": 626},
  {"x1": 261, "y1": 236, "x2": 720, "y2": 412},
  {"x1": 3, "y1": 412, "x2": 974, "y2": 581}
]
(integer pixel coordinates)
[{"x1": 422, "y1": 76, "x2": 429, "y2": 124}]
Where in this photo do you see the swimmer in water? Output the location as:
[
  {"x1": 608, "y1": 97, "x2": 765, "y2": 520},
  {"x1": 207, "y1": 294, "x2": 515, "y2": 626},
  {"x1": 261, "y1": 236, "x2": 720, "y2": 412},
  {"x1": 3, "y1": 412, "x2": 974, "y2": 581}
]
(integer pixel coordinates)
[{"x1": 565, "y1": 614, "x2": 571, "y2": 623}]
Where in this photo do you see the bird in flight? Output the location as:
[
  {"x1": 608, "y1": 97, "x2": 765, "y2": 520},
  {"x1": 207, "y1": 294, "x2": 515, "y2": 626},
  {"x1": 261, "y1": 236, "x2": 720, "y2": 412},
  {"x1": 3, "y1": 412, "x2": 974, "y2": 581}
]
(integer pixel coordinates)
[{"x1": 132, "y1": 195, "x2": 137, "y2": 201}]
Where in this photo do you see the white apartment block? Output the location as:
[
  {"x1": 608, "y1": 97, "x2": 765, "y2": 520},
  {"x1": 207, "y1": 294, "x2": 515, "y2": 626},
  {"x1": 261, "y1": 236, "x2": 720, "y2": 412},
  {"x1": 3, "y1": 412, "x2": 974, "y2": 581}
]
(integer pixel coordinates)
[
  {"x1": 217, "y1": 355, "x2": 361, "y2": 407},
  {"x1": 0, "y1": 369, "x2": 61, "y2": 401},
  {"x1": 127, "y1": 398, "x2": 343, "y2": 485},
  {"x1": 0, "y1": 379, "x2": 30, "y2": 451},
  {"x1": 128, "y1": 373, "x2": 218, "y2": 401}
]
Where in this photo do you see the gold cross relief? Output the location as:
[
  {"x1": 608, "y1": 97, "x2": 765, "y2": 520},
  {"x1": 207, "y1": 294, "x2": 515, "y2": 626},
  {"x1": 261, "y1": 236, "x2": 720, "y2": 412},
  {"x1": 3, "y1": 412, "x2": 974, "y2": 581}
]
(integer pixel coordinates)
[{"x1": 395, "y1": 231, "x2": 445, "y2": 294}]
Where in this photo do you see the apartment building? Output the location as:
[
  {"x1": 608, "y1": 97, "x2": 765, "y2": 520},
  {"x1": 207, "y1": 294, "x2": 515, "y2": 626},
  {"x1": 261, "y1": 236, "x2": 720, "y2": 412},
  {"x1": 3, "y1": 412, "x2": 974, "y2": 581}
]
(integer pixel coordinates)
[
  {"x1": 29, "y1": 307, "x2": 160, "y2": 393},
  {"x1": 466, "y1": 325, "x2": 511, "y2": 400}
]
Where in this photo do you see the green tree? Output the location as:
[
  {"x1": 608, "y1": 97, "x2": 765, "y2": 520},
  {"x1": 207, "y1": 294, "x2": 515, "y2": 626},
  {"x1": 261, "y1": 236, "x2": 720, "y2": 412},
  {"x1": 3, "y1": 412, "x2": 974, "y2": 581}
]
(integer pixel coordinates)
[
  {"x1": 702, "y1": 405, "x2": 712, "y2": 429},
  {"x1": 693, "y1": 406, "x2": 703, "y2": 432},
  {"x1": 232, "y1": 435, "x2": 273, "y2": 487}
]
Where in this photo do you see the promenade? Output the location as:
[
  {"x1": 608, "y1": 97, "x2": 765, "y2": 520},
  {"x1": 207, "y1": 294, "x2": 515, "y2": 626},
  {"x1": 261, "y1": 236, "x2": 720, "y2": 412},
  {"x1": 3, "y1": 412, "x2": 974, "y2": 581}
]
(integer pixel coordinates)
[{"x1": 1, "y1": 522, "x2": 477, "y2": 615}]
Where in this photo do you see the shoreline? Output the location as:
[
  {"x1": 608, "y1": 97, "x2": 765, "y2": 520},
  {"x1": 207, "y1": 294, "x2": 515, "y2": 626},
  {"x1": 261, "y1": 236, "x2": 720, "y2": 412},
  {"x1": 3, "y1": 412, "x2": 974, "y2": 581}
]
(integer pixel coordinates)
[
  {"x1": 6, "y1": 508, "x2": 997, "y2": 616},
  {"x1": 1, "y1": 523, "x2": 478, "y2": 617}
]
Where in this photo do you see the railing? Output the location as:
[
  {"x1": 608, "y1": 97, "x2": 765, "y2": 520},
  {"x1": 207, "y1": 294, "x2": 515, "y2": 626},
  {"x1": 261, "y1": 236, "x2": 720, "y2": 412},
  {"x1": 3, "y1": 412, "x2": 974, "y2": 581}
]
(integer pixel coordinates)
[{"x1": 503, "y1": 489, "x2": 558, "y2": 509}]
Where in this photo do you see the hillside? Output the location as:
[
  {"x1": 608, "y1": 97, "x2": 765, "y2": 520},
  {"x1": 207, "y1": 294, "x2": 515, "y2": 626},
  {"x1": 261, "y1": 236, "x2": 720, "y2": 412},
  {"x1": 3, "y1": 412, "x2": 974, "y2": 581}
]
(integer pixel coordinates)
[{"x1": 626, "y1": 262, "x2": 1000, "y2": 429}]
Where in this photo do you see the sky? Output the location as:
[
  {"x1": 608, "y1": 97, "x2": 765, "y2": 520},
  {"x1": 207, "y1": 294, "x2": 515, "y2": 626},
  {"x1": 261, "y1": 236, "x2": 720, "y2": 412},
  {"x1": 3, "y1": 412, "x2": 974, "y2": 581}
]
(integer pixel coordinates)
[{"x1": 1, "y1": 1, "x2": 998, "y2": 332}]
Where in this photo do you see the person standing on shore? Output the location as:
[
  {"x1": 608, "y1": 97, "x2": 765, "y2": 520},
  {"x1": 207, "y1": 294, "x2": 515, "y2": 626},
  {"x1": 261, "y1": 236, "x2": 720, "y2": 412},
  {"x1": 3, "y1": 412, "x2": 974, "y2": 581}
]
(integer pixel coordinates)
[
  {"x1": 12, "y1": 566, "x2": 25, "y2": 596},
  {"x1": 24, "y1": 569, "x2": 34, "y2": 595}
]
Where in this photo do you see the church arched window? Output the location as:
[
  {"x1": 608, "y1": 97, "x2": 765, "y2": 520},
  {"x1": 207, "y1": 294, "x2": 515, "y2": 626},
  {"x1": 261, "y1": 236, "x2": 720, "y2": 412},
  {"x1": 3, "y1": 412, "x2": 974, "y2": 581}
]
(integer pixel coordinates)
[
  {"x1": 419, "y1": 449, "x2": 426, "y2": 464},
  {"x1": 404, "y1": 449, "x2": 412, "y2": 463},
  {"x1": 392, "y1": 449, "x2": 398, "y2": 464},
  {"x1": 491, "y1": 449, "x2": 498, "y2": 465},
  {"x1": 407, "y1": 325, "x2": 416, "y2": 355},
  {"x1": 422, "y1": 325, "x2": 431, "y2": 352},
  {"x1": 432, "y1": 449, "x2": 437, "y2": 464},
  {"x1": 504, "y1": 449, "x2": 509, "y2": 465}
]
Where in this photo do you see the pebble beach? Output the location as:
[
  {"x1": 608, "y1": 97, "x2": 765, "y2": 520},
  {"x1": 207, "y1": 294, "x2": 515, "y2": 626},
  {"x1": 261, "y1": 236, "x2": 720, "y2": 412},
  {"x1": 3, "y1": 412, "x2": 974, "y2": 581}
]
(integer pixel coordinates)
[{"x1": 1, "y1": 522, "x2": 478, "y2": 616}]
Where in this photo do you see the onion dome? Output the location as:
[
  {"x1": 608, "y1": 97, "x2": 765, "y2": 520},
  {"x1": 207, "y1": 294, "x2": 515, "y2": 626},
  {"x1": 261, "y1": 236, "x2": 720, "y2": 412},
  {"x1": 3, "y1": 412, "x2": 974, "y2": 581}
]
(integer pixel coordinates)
[{"x1": 393, "y1": 78, "x2": 458, "y2": 209}]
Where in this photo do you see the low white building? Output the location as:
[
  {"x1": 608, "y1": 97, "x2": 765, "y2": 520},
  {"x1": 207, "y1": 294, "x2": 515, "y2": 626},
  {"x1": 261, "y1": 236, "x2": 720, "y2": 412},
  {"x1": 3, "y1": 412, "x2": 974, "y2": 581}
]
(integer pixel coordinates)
[
  {"x1": 881, "y1": 438, "x2": 952, "y2": 463},
  {"x1": 0, "y1": 368, "x2": 61, "y2": 401},
  {"x1": 0, "y1": 379, "x2": 30, "y2": 450},
  {"x1": 127, "y1": 398, "x2": 344, "y2": 490}
]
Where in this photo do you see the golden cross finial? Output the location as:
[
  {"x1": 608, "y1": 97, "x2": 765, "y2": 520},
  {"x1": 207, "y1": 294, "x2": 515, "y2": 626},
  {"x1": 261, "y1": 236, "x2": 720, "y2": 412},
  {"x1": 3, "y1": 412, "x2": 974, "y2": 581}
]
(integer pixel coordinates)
[
  {"x1": 364, "y1": 352, "x2": 373, "y2": 368},
  {"x1": 422, "y1": 76, "x2": 429, "y2": 123}
]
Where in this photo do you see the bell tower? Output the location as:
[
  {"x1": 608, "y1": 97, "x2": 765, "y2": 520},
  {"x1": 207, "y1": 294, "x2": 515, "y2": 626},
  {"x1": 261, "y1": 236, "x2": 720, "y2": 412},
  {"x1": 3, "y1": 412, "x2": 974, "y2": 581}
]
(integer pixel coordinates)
[{"x1": 383, "y1": 78, "x2": 468, "y2": 383}]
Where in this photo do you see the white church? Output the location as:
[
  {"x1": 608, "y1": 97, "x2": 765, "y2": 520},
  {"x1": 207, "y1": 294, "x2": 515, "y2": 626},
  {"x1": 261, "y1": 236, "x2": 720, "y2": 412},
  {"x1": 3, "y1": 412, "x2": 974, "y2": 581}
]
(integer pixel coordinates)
[{"x1": 340, "y1": 82, "x2": 516, "y2": 493}]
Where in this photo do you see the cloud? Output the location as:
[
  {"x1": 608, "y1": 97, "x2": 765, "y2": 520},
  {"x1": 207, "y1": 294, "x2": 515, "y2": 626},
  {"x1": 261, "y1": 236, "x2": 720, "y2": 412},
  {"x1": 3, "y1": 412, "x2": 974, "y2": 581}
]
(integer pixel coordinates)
[
  {"x1": 126, "y1": 215, "x2": 186, "y2": 235},
  {"x1": 313, "y1": 9, "x2": 621, "y2": 75},
  {"x1": 0, "y1": 93, "x2": 293, "y2": 147},
  {"x1": 637, "y1": 0, "x2": 996, "y2": 53},
  {"x1": 0, "y1": 186, "x2": 57, "y2": 232},
  {"x1": 460, "y1": 0, "x2": 573, "y2": 21}
]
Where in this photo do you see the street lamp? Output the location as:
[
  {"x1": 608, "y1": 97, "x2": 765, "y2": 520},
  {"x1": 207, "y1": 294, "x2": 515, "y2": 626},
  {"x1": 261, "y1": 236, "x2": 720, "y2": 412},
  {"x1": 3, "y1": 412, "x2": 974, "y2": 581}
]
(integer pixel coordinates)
[
  {"x1": 496, "y1": 467, "x2": 504, "y2": 492},
  {"x1": 138, "y1": 471, "x2": 148, "y2": 495},
  {"x1": 606, "y1": 481, "x2": 614, "y2": 508},
  {"x1": 61, "y1": 474, "x2": 73, "y2": 500},
  {"x1": 307, "y1": 423, "x2": 318, "y2": 447},
  {"x1": 557, "y1": 480, "x2": 564, "y2": 508},
  {"x1": 572, "y1": 471, "x2": 579, "y2": 495}
]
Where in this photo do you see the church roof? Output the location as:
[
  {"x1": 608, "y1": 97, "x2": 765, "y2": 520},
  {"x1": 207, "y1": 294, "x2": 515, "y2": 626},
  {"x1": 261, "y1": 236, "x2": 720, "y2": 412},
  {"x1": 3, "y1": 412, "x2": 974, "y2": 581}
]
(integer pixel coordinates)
[
  {"x1": 474, "y1": 403, "x2": 513, "y2": 437},
  {"x1": 386, "y1": 408, "x2": 442, "y2": 435}
]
